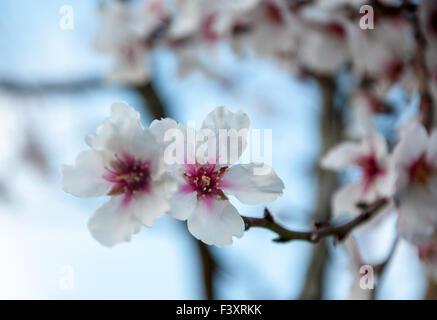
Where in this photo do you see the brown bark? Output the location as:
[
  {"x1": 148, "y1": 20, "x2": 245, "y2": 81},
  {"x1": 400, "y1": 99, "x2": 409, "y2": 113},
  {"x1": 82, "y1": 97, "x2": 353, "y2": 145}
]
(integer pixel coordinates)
[{"x1": 299, "y1": 75, "x2": 342, "y2": 300}]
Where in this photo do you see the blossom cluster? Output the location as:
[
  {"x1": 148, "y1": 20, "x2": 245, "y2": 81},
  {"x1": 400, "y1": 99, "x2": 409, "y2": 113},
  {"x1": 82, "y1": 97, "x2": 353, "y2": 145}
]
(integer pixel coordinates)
[
  {"x1": 96, "y1": 0, "x2": 437, "y2": 137},
  {"x1": 62, "y1": 103, "x2": 284, "y2": 247},
  {"x1": 321, "y1": 121, "x2": 437, "y2": 281}
]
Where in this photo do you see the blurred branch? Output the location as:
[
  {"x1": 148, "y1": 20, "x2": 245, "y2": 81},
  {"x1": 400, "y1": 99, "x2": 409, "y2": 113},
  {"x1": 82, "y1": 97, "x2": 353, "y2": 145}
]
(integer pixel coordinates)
[
  {"x1": 0, "y1": 77, "x2": 104, "y2": 94},
  {"x1": 411, "y1": 8, "x2": 435, "y2": 132},
  {"x1": 198, "y1": 239, "x2": 217, "y2": 300},
  {"x1": 242, "y1": 198, "x2": 389, "y2": 244},
  {"x1": 298, "y1": 75, "x2": 341, "y2": 299},
  {"x1": 134, "y1": 82, "x2": 167, "y2": 119}
]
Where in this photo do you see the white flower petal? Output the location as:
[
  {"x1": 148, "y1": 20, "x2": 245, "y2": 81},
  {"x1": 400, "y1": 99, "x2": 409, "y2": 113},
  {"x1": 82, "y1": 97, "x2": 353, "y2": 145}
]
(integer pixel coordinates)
[
  {"x1": 366, "y1": 131, "x2": 388, "y2": 160},
  {"x1": 397, "y1": 186, "x2": 437, "y2": 245},
  {"x1": 130, "y1": 178, "x2": 177, "y2": 227},
  {"x1": 62, "y1": 150, "x2": 111, "y2": 198},
  {"x1": 149, "y1": 118, "x2": 190, "y2": 169},
  {"x1": 86, "y1": 102, "x2": 165, "y2": 179},
  {"x1": 222, "y1": 163, "x2": 284, "y2": 205},
  {"x1": 149, "y1": 118, "x2": 179, "y2": 143},
  {"x1": 332, "y1": 183, "x2": 362, "y2": 218},
  {"x1": 108, "y1": 50, "x2": 150, "y2": 85},
  {"x1": 86, "y1": 102, "x2": 160, "y2": 160},
  {"x1": 201, "y1": 106, "x2": 250, "y2": 164},
  {"x1": 372, "y1": 158, "x2": 396, "y2": 199},
  {"x1": 168, "y1": 0, "x2": 202, "y2": 39},
  {"x1": 187, "y1": 200, "x2": 244, "y2": 247},
  {"x1": 298, "y1": 26, "x2": 348, "y2": 74},
  {"x1": 320, "y1": 141, "x2": 363, "y2": 171},
  {"x1": 88, "y1": 196, "x2": 143, "y2": 247},
  {"x1": 202, "y1": 106, "x2": 250, "y2": 132},
  {"x1": 394, "y1": 121, "x2": 428, "y2": 168},
  {"x1": 168, "y1": 189, "x2": 198, "y2": 221},
  {"x1": 346, "y1": 92, "x2": 375, "y2": 139}
]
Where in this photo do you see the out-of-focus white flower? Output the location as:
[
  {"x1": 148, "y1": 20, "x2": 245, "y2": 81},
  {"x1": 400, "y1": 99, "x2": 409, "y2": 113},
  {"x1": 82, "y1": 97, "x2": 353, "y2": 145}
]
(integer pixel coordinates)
[
  {"x1": 94, "y1": 0, "x2": 426, "y2": 85},
  {"x1": 393, "y1": 121, "x2": 437, "y2": 245},
  {"x1": 346, "y1": 90, "x2": 391, "y2": 139},
  {"x1": 321, "y1": 132, "x2": 395, "y2": 219},
  {"x1": 348, "y1": 15, "x2": 415, "y2": 89},
  {"x1": 168, "y1": 0, "x2": 203, "y2": 40},
  {"x1": 62, "y1": 102, "x2": 176, "y2": 247},
  {"x1": 96, "y1": 0, "x2": 169, "y2": 84},
  {"x1": 231, "y1": 0, "x2": 300, "y2": 70},
  {"x1": 415, "y1": 235, "x2": 437, "y2": 281},
  {"x1": 296, "y1": 3, "x2": 350, "y2": 74},
  {"x1": 169, "y1": 0, "x2": 261, "y2": 44},
  {"x1": 315, "y1": 0, "x2": 367, "y2": 10},
  {"x1": 167, "y1": 0, "x2": 247, "y2": 77},
  {"x1": 151, "y1": 106, "x2": 285, "y2": 246}
]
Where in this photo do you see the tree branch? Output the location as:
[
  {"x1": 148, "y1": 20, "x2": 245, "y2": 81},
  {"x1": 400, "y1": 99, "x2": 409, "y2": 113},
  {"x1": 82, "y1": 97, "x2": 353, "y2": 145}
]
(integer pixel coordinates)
[
  {"x1": 134, "y1": 82, "x2": 168, "y2": 119},
  {"x1": 242, "y1": 198, "x2": 389, "y2": 244},
  {"x1": 298, "y1": 74, "x2": 341, "y2": 300},
  {"x1": 0, "y1": 77, "x2": 104, "y2": 94},
  {"x1": 411, "y1": 8, "x2": 435, "y2": 132}
]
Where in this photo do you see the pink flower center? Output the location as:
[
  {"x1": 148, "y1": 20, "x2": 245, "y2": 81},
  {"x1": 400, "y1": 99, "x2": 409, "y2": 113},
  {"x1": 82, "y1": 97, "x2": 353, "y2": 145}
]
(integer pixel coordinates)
[
  {"x1": 183, "y1": 163, "x2": 229, "y2": 201},
  {"x1": 356, "y1": 154, "x2": 386, "y2": 192},
  {"x1": 120, "y1": 43, "x2": 144, "y2": 66},
  {"x1": 409, "y1": 153, "x2": 434, "y2": 186},
  {"x1": 325, "y1": 22, "x2": 346, "y2": 40},
  {"x1": 263, "y1": 1, "x2": 284, "y2": 26},
  {"x1": 366, "y1": 94, "x2": 382, "y2": 113},
  {"x1": 104, "y1": 154, "x2": 151, "y2": 206},
  {"x1": 148, "y1": 0, "x2": 165, "y2": 16},
  {"x1": 384, "y1": 59, "x2": 404, "y2": 83},
  {"x1": 232, "y1": 23, "x2": 251, "y2": 36},
  {"x1": 201, "y1": 13, "x2": 220, "y2": 43},
  {"x1": 418, "y1": 240, "x2": 437, "y2": 263}
]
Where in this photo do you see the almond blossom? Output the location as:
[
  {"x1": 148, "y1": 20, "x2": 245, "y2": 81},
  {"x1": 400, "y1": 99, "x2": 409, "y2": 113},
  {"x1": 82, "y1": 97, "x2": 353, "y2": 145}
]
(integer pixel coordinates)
[
  {"x1": 416, "y1": 235, "x2": 437, "y2": 282},
  {"x1": 296, "y1": 2, "x2": 350, "y2": 75},
  {"x1": 393, "y1": 121, "x2": 437, "y2": 245},
  {"x1": 230, "y1": 0, "x2": 299, "y2": 69},
  {"x1": 346, "y1": 90, "x2": 392, "y2": 139},
  {"x1": 62, "y1": 102, "x2": 176, "y2": 247},
  {"x1": 321, "y1": 132, "x2": 395, "y2": 220},
  {"x1": 348, "y1": 14, "x2": 416, "y2": 92},
  {"x1": 96, "y1": 0, "x2": 170, "y2": 84},
  {"x1": 150, "y1": 106, "x2": 285, "y2": 246}
]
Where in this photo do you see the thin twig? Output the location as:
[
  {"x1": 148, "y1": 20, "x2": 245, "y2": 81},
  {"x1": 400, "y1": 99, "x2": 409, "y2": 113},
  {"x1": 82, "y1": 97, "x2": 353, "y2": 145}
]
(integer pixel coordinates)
[{"x1": 242, "y1": 198, "x2": 389, "y2": 244}]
